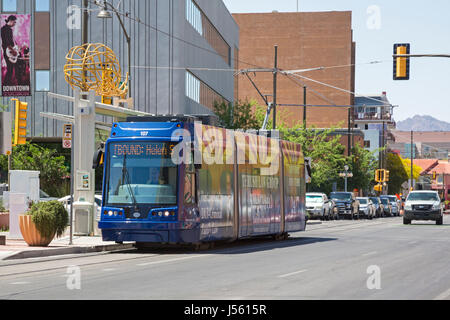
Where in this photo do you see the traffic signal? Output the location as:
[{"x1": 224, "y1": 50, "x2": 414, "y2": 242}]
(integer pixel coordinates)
[
  {"x1": 374, "y1": 184, "x2": 383, "y2": 193},
  {"x1": 0, "y1": 111, "x2": 12, "y2": 155},
  {"x1": 394, "y1": 44, "x2": 410, "y2": 80},
  {"x1": 12, "y1": 99, "x2": 28, "y2": 146},
  {"x1": 385, "y1": 170, "x2": 390, "y2": 182},
  {"x1": 375, "y1": 169, "x2": 386, "y2": 183},
  {"x1": 432, "y1": 172, "x2": 437, "y2": 180},
  {"x1": 101, "y1": 64, "x2": 113, "y2": 105}
]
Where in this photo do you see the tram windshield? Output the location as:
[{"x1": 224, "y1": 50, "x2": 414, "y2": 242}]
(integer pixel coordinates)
[{"x1": 105, "y1": 142, "x2": 178, "y2": 206}]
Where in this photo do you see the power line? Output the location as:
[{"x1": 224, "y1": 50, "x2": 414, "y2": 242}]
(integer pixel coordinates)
[{"x1": 285, "y1": 71, "x2": 393, "y2": 106}]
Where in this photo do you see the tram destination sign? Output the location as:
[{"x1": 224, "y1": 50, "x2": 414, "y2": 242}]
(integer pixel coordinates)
[{"x1": 111, "y1": 142, "x2": 176, "y2": 157}]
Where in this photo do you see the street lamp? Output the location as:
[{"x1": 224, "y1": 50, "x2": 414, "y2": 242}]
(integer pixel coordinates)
[
  {"x1": 96, "y1": 0, "x2": 131, "y2": 98},
  {"x1": 340, "y1": 165, "x2": 353, "y2": 192}
]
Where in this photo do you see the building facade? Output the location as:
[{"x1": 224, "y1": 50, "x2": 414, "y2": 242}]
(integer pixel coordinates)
[
  {"x1": 354, "y1": 92, "x2": 396, "y2": 161},
  {"x1": 233, "y1": 11, "x2": 356, "y2": 129},
  {"x1": 0, "y1": 0, "x2": 239, "y2": 139}
]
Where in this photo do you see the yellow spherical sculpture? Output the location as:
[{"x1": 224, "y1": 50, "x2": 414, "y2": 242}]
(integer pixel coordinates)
[{"x1": 64, "y1": 43, "x2": 128, "y2": 98}]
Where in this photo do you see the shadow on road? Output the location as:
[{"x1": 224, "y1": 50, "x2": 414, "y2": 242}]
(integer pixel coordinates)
[{"x1": 118, "y1": 236, "x2": 338, "y2": 255}]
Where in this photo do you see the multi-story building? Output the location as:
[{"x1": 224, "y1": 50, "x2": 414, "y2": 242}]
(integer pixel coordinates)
[
  {"x1": 354, "y1": 92, "x2": 396, "y2": 162},
  {"x1": 0, "y1": 0, "x2": 239, "y2": 140},
  {"x1": 233, "y1": 11, "x2": 356, "y2": 129}
]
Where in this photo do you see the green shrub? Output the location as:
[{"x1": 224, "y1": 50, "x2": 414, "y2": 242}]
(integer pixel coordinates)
[
  {"x1": 0, "y1": 199, "x2": 5, "y2": 212},
  {"x1": 27, "y1": 201, "x2": 68, "y2": 238}
]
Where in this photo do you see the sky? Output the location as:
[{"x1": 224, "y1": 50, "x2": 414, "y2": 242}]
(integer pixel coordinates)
[{"x1": 222, "y1": 0, "x2": 450, "y2": 123}]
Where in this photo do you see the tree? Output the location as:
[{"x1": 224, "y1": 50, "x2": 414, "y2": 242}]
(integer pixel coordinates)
[
  {"x1": 213, "y1": 100, "x2": 260, "y2": 130},
  {"x1": 348, "y1": 144, "x2": 379, "y2": 194},
  {"x1": 386, "y1": 153, "x2": 422, "y2": 194},
  {"x1": 253, "y1": 107, "x2": 347, "y2": 194},
  {"x1": 0, "y1": 143, "x2": 70, "y2": 197}
]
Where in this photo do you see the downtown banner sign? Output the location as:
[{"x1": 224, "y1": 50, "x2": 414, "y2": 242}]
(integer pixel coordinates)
[{"x1": 0, "y1": 14, "x2": 31, "y2": 96}]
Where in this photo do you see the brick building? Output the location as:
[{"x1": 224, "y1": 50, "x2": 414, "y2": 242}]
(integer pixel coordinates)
[{"x1": 233, "y1": 11, "x2": 356, "y2": 129}]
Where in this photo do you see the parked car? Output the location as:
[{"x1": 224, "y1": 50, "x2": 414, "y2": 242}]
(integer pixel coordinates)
[
  {"x1": 369, "y1": 197, "x2": 384, "y2": 218},
  {"x1": 306, "y1": 193, "x2": 333, "y2": 220},
  {"x1": 404, "y1": 191, "x2": 444, "y2": 225},
  {"x1": 379, "y1": 197, "x2": 392, "y2": 217},
  {"x1": 380, "y1": 196, "x2": 401, "y2": 217},
  {"x1": 329, "y1": 192, "x2": 360, "y2": 219},
  {"x1": 357, "y1": 197, "x2": 376, "y2": 219}
]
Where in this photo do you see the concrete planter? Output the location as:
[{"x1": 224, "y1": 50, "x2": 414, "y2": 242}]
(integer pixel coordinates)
[
  {"x1": 0, "y1": 212, "x2": 9, "y2": 229},
  {"x1": 19, "y1": 215, "x2": 55, "y2": 247}
]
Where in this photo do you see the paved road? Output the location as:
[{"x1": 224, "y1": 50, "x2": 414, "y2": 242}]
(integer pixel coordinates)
[{"x1": 1, "y1": 216, "x2": 450, "y2": 300}]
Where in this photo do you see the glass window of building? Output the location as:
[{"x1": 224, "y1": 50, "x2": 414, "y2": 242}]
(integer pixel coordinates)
[
  {"x1": 186, "y1": 0, "x2": 203, "y2": 35},
  {"x1": 186, "y1": 71, "x2": 228, "y2": 111},
  {"x1": 3, "y1": 0, "x2": 17, "y2": 12},
  {"x1": 185, "y1": 0, "x2": 230, "y2": 65},
  {"x1": 35, "y1": 0, "x2": 50, "y2": 11},
  {"x1": 36, "y1": 70, "x2": 50, "y2": 91},
  {"x1": 186, "y1": 71, "x2": 200, "y2": 104}
]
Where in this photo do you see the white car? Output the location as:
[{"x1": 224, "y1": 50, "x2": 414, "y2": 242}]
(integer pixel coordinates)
[{"x1": 306, "y1": 193, "x2": 333, "y2": 220}]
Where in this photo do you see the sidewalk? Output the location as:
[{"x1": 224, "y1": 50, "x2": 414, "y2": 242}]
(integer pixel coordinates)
[{"x1": 0, "y1": 232, "x2": 134, "y2": 261}]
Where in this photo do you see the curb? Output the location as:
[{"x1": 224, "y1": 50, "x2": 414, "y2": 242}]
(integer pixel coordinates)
[{"x1": 2, "y1": 243, "x2": 135, "y2": 261}]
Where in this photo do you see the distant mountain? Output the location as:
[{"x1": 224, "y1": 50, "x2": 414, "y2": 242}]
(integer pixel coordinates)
[{"x1": 396, "y1": 115, "x2": 450, "y2": 131}]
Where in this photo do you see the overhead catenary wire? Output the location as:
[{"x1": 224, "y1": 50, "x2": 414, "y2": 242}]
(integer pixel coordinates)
[
  {"x1": 285, "y1": 71, "x2": 394, "y2": 106},
  {"x1": 83, "y1": 1, "x2": 395, "y2": 109},
  {"x1": 84, "y1": 2, "x2": 392, "y2": 78}
]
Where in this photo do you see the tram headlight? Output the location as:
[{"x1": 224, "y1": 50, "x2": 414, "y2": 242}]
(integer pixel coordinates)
[
  {"x1": 108, "y1": 210, "x2": 114, "y2": 217},
  {"x1": 164, "y1": 211, "x2": 170, "y2": 217},
  {"x1": 158, "y1": 211, "x2": 163, "y2": 217}
]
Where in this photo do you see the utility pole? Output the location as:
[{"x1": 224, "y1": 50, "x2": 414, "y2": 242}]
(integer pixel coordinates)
[
  {"x1": 347, "y1": 108, "x2": 351, "y2": 157},
  {"x1": 382, "y1": 120, "x2": 386, "y2": 169},
  {"x1": 273, "y1": 45, "x2": 278, "y2": 130},
  {"x1": 411, "y1": 130, "x2": 414, "y2": 190},
  {"x1": 303, "y1": 86, "x2": 307, "y2": 129}
]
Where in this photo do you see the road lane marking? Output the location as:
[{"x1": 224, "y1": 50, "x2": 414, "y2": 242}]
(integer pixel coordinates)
[
  {"x1": 136, "y1": 255, "x2": 206, "y2": 267},
  {"x1": 434, "y1": 288, "x2": 450, "y2": 300},
  {"x1": 10, "y1": 282, "x2": 30, "y2": 285},
  {"x1": 278, "y1": 269, "x2": 308, "y2": 278},
  {"x1": 362, "y1": 251, "x2": 377, "y2": 257},
  {"x1": 102, "y1": 268, "x2": 117, "y2": 272}
]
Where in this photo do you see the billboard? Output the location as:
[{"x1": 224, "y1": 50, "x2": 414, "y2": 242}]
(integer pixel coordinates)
[{"x1": 0, "y1": 14, "x2": 31, "y2": 96}]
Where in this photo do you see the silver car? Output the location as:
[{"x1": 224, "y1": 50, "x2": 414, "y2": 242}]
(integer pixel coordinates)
[{"x1": 357, "y1": 197, "x2": 376, "y2": 219}]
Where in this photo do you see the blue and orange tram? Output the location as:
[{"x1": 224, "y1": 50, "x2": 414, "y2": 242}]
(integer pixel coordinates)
[{"x1": 95, "y1": 115, "x2": 307, "y2": 247}]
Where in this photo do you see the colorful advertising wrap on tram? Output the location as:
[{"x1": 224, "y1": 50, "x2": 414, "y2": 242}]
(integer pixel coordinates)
[{"x1": 96, "y1": 118, "x2": 306, "y2": 246}]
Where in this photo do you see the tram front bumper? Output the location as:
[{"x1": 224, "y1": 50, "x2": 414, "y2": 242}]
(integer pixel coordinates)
[{"x1": 98, "y1": 221, "x2": 199, "y2": 243}]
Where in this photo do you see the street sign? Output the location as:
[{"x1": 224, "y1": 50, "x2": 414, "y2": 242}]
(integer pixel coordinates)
[
  {"x1": 63, "y1": 139, "x2": 72, "y2": 149},
  {"x1": 63, "y1": 124, "x2": 73, "y2": 149}
]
